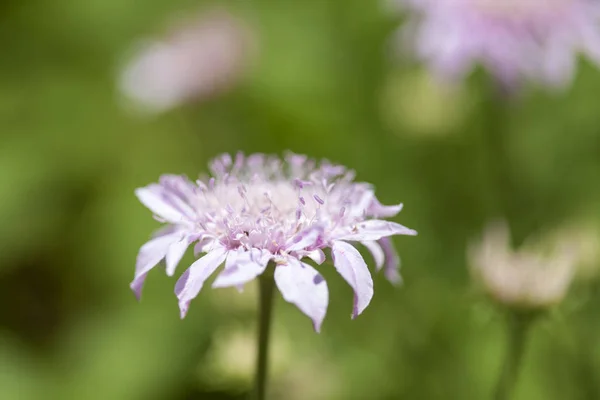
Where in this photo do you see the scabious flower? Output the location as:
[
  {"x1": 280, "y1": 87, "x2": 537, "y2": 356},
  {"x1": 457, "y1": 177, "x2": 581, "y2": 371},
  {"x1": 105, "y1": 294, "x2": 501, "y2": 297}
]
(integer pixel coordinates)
[
  {"x1": 468, "y1": 222, "x2": 578, "y2": 310},
  {"x1": 132, "y1": 153, "x2": 416, "y2": 331},
  {"x1": 119, "y1": 8, "x2": 255, "y2": 113},
  {"x1": 396, "y1": 0, "x2": 600, "y2": 88}
]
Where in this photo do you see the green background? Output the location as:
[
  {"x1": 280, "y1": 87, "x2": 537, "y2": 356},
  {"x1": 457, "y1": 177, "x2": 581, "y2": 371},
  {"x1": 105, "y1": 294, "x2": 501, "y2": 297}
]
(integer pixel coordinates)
[{"x1": 1, "y1": 1, "x2": 599, "y2": 399}]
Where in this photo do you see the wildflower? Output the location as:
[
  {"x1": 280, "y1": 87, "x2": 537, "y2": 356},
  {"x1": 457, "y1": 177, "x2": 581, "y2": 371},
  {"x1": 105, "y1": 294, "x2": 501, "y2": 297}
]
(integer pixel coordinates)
[
  {"x1": 396, "y1": 0, "x2": 600, "y2": 88},
  {"x1": 119, "y1": 8, "x2": 255, "y2": 113},
  {"x1": 132, "y1": 153, "x2": 416, "y2": 331},
  {"x1": 468, "y1": 222, "x2": 578, "y2": 309}
]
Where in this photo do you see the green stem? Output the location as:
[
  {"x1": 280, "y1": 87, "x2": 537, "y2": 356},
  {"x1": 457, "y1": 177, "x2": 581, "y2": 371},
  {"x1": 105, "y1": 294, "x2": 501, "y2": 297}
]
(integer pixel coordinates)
[
  {"x1": 253, "y1": 268, "x2": 276, "y2": 400},
  {"x1": 493, "y1": 311, "x2": 535, "y2": 400}
]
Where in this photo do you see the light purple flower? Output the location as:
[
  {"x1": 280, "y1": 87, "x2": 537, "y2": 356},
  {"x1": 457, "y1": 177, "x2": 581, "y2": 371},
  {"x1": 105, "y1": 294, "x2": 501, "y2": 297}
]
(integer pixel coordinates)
[
  {"x1": 396, "y1": 0, "x2": 600, "y2": 88},
  {"x1": 119, "y1": 8, "x2": 255, "y2": 113},
  {"x1": 132, "y1": 153, "x2": 417, "y2": 332}
]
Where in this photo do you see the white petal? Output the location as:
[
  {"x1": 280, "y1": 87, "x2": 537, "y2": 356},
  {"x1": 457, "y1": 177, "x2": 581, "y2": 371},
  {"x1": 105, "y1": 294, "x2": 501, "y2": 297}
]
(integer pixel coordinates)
[
  {"x1": 212, "y1": 249, "x2": 271, "y2": 288},
  {"x1": 331, "y1": 240, "x2": 374, "y2": 318},
  {"x1": 135, "y1": 186, "x2": 186, "y2": 223},
  {"x1": 274, "y1": 258, "x2": 328, "y2": 332},
  {"x1": 368, "y1": 198, "x2": 404, "y2": 218},
  {"x1": 361, "y1": 240, "x2": 384, "y2": 270},
  {"x1": 345, "y1": 190, "x2": 375, "y2": 219},
  {"x1": 339, "y1": 220, "x2": 417, "y2": 241},
  {"x1": 379, "y1": 237, "x2": 402, "y2": 285},
  {"x1": 541, "y1": 41, "x2": 575, "y2": 88},
  {"x1": 285, "y1": 227, "x2": 323, "y2": 252},
  {"x1": 303, "y1": 249, "x2": 326, "y2": 265},
  {"x1": 223, "y1": 247, "x2": 244, "y2": 269},
  {"x1": 151, "y1": 224, "x2": 179, "y2": 238},
  {"x1": 131, "y1": 233, "x2": 179, "y2": 300},
  {"x1": 175, "y1": 247, "x2": 228, "y2": 318},
  {"x1": 581, "y1": 21, "x2": 600, "y2": 65},
  {"x1": 194, "y1": 236, "x2": 218, "y2": 256},
  {"x1": 165, "y1": 235, "x2": 192, "y2": 276}
]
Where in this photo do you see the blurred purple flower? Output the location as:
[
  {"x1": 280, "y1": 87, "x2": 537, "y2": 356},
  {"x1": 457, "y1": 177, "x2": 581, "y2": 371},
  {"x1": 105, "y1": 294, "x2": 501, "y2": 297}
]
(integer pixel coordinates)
[
  {"x1": 132, "y1": 153, "x2": 417, "y2": 331},
  {"x1": 119, "y1": 8, "x2": 255, "y2": 112},
  {"x1": 396, "y1": 0, "x2": 600, "y2": 88}
]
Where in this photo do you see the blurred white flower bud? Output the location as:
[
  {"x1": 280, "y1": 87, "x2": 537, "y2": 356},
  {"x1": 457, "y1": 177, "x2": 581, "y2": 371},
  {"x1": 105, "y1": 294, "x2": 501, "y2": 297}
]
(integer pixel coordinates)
[
  {"x1": 468, "y1": 221, "x2": 578, "y2": 310},
  {"x1": 118, "y1": 8, "x2": 256, "y2": 113}
]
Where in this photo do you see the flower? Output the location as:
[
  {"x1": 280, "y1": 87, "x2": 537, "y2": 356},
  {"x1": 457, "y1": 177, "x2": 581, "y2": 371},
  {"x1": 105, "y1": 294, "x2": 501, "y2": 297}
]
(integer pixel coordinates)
[
  {"x1": 468, "y1": 221, "x2": 578, "y2": 310},
  {"x1": 132, "y1": 152, "x2": 417, "y2": 331},
  {"x1": 395, "y1": 0, "x2": 600, "y2": 88},
  {"x1": 118, "y1": 8, "x2": 255, "y2": 113}
]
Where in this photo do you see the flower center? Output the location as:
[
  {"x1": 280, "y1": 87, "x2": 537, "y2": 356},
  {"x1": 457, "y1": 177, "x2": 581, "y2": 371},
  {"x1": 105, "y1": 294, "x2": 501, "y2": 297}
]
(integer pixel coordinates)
[{"x1": 194, "y1": 178, "x2": 341, "y2": 252}]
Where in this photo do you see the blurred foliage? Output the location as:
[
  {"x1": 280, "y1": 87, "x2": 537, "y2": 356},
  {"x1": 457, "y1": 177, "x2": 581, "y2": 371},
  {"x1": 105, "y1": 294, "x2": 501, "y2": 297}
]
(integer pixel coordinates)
[{"x1": 1, "y1": 0, "x2": 600, "y2": 399}]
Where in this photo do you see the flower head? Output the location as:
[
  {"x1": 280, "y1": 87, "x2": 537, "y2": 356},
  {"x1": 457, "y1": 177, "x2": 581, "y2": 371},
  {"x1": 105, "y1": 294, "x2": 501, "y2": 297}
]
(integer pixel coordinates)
[
  {"x1": 119, "y1": 8, "x2": 255, "y2": 113},
  {"x1": 469, "y1": 221, "x2": 578, "y2": 310},
  {"x1": 396, "y1": 0, "x2": 600, "y2": 88},
  {"x1": 132, "y1": 153, "x2": 417, "y2": 331}
]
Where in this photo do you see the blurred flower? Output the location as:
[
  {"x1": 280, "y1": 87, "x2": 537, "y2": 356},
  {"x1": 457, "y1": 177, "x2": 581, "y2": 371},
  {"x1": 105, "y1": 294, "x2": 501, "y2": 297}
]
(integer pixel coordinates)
[
  {"x1": 468, "y1": 222, "x2": 578, "y2": 309},
  {"x1": 118, "y1": 8, "x2": 255, "y2": 113},
  {"x1": 395, "y1": 0, "x2": 600, "y2": 88},
  {"x1": 132, "y1": 152, "x2": 417, "y2": 331}
]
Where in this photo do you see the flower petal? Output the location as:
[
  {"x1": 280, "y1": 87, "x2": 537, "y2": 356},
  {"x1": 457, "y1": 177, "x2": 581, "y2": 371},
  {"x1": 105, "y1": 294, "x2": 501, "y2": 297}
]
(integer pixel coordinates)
[
  {"x1": 274, "y1": 258, "x2": 328, "y2": 332},
  {"x1": 135, "y1": 186, "x2": 187, "y2": 223},
  {"x1": 165, "y1": 235, "x2": 194, "y2": 276},
  {"x1": 361, "y1": 240, "x2": 384, "y2": 270},
  {"x1": 581, "y1": 20, "x2": 600, "y2": 65},
  {"x1": 285, "y1": 226, "x2": 323, "y2": 252},
  {"x1": 194, "y1": 236, "x2": 218, "y2": 256},
  {"x1": 175, "y1": 246, "x2": 228, "y2": 318},
  {"x1": 339, "y1": 220, "x2": 417, "y2": 242},
  {"x1": 151, "y1": 224, "x2": 179, "y2": 238},
  {"x1": 131, "y1": 233, "x2": 179, "y2": 300},
  {"x1": 379, "y1": 237, "x2": 402, "y2": 285},
  {"x1": 300, "y1": 249, "x2": 326, "y2": 265},
  {"x1": 540, "y1": 41, "x2": 575, "y2": 88},
  {"x1": 212, "y1": 248, "x2": 271, "y2": 288},
  {"x1": 345, "y1": 190, "x2": 375, "y2": 219},
  {"x1": 331, "y1": 240, "x2": 374, "y2": 318},
  {"x1": 368, "y1": 198, "x2": 404, "y2": 218}
]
